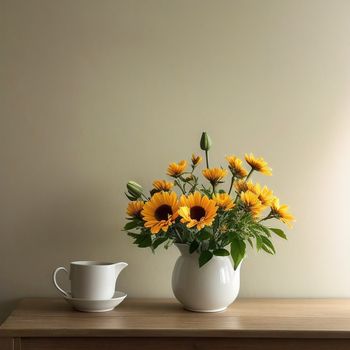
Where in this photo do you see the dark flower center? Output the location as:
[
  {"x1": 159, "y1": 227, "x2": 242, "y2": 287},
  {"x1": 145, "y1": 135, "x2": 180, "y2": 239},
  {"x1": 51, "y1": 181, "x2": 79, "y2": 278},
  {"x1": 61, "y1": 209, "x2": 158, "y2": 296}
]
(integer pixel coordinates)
[
  {"x1": 190, "y1": 206, "x2": 206, "y2": 221},
  {"x1": 155, "y1": 204, "x2": 173, "y2": 221}
]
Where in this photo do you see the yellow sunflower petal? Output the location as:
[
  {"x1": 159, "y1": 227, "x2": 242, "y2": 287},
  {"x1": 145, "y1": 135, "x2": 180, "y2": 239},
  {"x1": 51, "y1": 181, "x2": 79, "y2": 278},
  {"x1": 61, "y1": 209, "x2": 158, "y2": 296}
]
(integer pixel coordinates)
[
  {"x1": 167, "y1": 160, "x2": 187, "y2": 177},
  {"x1": 213, "y1": 193, "x2": 235, "y2": 211},
  {"x1": 153, "y1": 179, "x2": 174, "y2": 191},
  {"x1": 141, "y1": 191, "x2": 179, "y2": 234},
  {"x1": 270, "y1": 198, "x2": 295, "y2": 227},
  {"x1": 177, "y1": 191, "x2": 218, "y2": 230},
  {"x1": 226, "y1": 155, "x2": 248, "y2": 178},
  {"x1": 240, "y1": 190, "x2": 265, "y2": 217},
  {"x1": 126, "y1": 201, "x2": 144, "y2": 217},
  {"x1": 245, "y1": 153, "x2": 272, "y2": 176},
  {"x1": 202, "y1": 168, "x2": 227, "y2": 185},
  {"x1": 191, "y1": 154, "x2": 202, "y2": 166}
]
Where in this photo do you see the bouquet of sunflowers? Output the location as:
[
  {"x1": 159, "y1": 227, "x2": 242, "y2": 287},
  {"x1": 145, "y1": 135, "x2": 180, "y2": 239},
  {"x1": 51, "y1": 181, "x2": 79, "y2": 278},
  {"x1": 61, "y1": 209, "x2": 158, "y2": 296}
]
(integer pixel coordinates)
[{"x1": 124, "y1": 132, "x2": 294, "y2": 268}]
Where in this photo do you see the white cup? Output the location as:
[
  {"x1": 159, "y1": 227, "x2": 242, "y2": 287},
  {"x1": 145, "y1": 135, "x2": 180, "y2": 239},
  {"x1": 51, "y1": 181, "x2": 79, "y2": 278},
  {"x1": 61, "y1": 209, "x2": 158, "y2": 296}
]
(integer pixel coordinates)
[{"x1": 53, "y1": 261, "x2": 128, "y2": 300}]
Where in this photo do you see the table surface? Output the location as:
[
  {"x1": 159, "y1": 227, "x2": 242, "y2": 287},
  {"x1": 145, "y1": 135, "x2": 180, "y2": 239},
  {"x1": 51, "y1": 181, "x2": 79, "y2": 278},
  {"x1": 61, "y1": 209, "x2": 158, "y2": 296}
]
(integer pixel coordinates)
[{"x1": 1, "y1": 298, "x2": 350, "y2": 338}]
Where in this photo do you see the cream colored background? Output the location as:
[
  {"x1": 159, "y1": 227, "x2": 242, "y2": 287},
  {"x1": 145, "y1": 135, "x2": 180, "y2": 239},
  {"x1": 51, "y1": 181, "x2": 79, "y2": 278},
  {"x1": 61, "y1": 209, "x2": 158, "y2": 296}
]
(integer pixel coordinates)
[{"x1": 1, "y1": 0, "x2": 350, "y2": 322}]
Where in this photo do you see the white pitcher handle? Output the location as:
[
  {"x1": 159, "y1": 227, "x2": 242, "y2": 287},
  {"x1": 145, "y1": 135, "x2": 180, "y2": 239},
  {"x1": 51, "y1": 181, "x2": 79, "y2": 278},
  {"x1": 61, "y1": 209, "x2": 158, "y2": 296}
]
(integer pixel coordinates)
[{"x1": 52, "y1": 267, "x2": 69, "y2": 296}]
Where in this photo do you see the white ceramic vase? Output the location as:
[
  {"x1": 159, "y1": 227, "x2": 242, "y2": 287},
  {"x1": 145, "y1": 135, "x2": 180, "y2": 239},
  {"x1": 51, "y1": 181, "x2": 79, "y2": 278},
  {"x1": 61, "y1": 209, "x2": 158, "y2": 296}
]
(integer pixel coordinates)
[{"x1": 171, "y1": 243, "x2": 241, "y2": 312}]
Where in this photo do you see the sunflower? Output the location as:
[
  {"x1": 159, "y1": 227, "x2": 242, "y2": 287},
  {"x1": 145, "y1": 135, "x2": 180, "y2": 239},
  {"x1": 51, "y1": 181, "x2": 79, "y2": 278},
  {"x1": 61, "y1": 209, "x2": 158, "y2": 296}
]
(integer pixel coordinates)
[
  {"x1": 258, "y1": 186, "x2": 274, "y2": 206},
  {"x1": 213, "y1": 193, "x2": 235, "y2": 211},
  {"x1": 240, "y1": 190, "x2": 265, "y2": 217},
  {"x1": 178, "y1": 192, "x2": 218, "y2": 230},
  {"x1": 226, "y1": 155, "x2": 248, "y2": 178},
  {"x1": 167, "y1": 160, "x2": 187, "y2": 177},
  {"x1": 202, "y1": 168, "x2": 227, "y2": 185},
  {"x1": 234, "y1": 180, "x2": 260, "y2": 194},
  {"x1": 245, "y1": 153, "x2": 272, "y2": 176},
  {"x1": 152, "y1": 179, "x2": 174, "y2": 191},
  {"x1": 270, "y1": 198, "x2": 295, "y2": 227},
  {"x1": 246, "y1": 181, "x2": 261, "y2": 195},
  {"x1": 126, "y1": 201, "x2": 144, "y2": 218},
  {"x1": 234, "y1": 179, "x2": 248, "y2": 193},
  {"x1": 141, "y1": 192, "x2": 179, "y2": 234},
  {"x1": 191, "y1": 154, "x2": 202, "y2": 167}
]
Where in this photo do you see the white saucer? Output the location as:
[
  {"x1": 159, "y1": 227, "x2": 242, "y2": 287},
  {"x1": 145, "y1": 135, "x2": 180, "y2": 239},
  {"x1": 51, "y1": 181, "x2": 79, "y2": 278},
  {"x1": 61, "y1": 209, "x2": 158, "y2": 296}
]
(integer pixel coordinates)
[{"x1": 64, "y1": 291, "x2": 127, "y2": 312}]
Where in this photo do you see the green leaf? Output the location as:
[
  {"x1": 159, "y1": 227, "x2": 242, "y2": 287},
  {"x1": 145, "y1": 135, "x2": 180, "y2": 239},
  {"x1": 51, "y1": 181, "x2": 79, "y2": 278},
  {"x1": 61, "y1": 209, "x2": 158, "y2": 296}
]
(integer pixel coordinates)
[
  {"x1": 136, "y1": 234, "x2": 152, "y2": 248},
  {"x1": 199, "y1": 250, "x2": 213, "y2": 267},
  {"x1": 213, "y1": 248, "x2": 230, "y2": 256},
  {"x1": 127, "y1": 232, "x2": 139, "y2": 238},
  {"x1": 257, "y1": 225, "x2": 271, "y2": 237},
  {"x1": 261, "y1": 236, "x2": 276, "y2": 254},
  {"x1": 212, "y1": 216, "x2": 220, "y2": 233},
  {"x1": 152, "y1": 237, "x2": 168, "y2": 249},
  {"x1": 247, "y1": 237, "x2": 253, "y2": 248},
  {"x1": 208, "y1": 238, "x2": 216, "y2": 250},
  {"x1": 189, "y1": 240, "x2": 199, "y2": 254},
  {"x1": 261, "y1": 245, "x2": 274, "y2": 255},
  {"x1": 269, "y1": 228, "x2": 287, "y2": 240},
  {"x1": 198, "y1": 228, "x2": 211, "y2": 241},
  {"x1": 256, "y1": 235, "x2": 263, "y2": 251},
  {"x1": 230, "y1": 238, "x2": 246, "y2": 270},
  {"x1": 226, "y1": 231, "x2": 236, "y2": 241},
  {"x1": 123, "y1": 220, "x2": 142, "y2": 231}
]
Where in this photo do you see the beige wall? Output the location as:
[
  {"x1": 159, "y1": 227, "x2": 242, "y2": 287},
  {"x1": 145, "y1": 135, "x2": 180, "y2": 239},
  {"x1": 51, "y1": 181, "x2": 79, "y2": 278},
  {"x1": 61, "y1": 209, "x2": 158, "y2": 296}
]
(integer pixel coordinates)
[{"x1": 1, "y1": 0, "x2": 350, "y2": 322}]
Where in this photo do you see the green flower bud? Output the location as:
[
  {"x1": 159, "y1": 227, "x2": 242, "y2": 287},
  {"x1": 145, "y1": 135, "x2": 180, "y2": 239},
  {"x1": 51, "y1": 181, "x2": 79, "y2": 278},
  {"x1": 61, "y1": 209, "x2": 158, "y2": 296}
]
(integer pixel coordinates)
[
  {"x1": 126, "y1": 181, "x2": 143, "y2": 198},
  {"x1": 200, "y1": 131, "x2": 212, "y2": 151},
  {"x1": 125, "y1": 192, "x2": 137, "y2": 201}
]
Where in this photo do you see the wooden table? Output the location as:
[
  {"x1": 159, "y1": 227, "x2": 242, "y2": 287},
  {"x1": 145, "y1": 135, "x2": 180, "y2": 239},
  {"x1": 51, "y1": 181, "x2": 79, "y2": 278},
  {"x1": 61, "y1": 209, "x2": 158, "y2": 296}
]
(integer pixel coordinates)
[{"x1": 1, "y1": 298, "x2": 350, "y2": 349}]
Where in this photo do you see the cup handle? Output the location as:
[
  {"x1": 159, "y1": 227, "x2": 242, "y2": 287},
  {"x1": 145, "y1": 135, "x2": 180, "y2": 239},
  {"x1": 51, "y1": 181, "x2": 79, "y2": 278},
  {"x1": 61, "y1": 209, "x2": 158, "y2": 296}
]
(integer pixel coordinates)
[{"x1": 52, "y1": 267, "x2": 69, "y2": 297}]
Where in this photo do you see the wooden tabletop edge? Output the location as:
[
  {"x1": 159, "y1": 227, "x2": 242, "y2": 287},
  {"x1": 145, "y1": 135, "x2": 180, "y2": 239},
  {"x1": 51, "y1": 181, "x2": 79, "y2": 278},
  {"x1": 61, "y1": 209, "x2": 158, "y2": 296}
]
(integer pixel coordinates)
[{"x1": 2, "y1": 329, "x2": 350, "y2": 338}]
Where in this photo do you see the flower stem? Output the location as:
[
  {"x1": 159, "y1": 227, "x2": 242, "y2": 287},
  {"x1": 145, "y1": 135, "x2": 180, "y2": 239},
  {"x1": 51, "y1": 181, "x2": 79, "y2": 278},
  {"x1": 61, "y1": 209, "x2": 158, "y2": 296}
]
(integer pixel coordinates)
[
  {"x1": 174, "y1": 179, "x2": 186, "y2": 195},
  {"x1": 205, "y1": 150, "x2": 210, "y2": 168},
  {"x1": 245, "y1": 168, "x2": 254, "y2": 181},
  {"x1": 233, "y1": 169, "x2": 253, "y2": 203},
  {"x1": 228, "y1": 176, "x2": 235, "y2": 195},
  {"x1": 258, "y1": 211, "x2": 274, "y2": 222}
]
